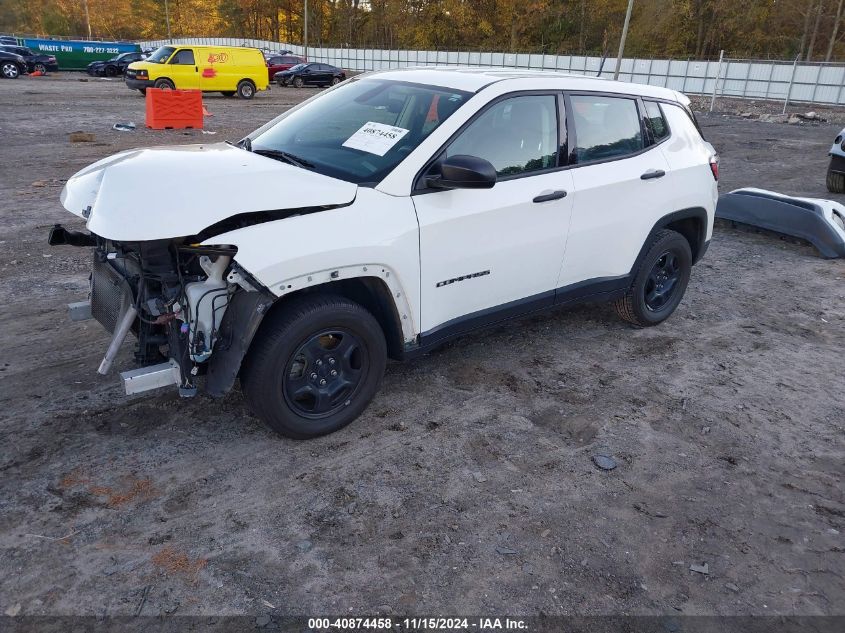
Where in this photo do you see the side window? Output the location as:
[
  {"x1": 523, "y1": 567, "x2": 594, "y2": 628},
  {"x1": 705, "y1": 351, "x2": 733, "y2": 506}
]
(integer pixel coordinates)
[
  {"x1": 282, "y1": 56, "x2": 298, "y2": 64},
  {"x1": 570, "y1": 95, "x2": 643, "y2": 163},
  {"x1": 268, "y1": 56, "x2": 282, "y2": 65},
  {"x1": 644, "y1": 101, "x2": 670, "y2": 143},
  {"x1": 445, "y1": 95, "x2": 558, "y2": 177},
  {"x1": 170, "y1": 49, "x2": 195, "y2": 65}
]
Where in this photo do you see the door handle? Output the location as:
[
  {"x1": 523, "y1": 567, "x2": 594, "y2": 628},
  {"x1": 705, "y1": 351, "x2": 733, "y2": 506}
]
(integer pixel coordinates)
[
  {"x1": 533, "y1": 190, "x2": 568, "y2": 203},
  {"x1": 641, "y1": 169, "x2": 666, "y2": 180}
]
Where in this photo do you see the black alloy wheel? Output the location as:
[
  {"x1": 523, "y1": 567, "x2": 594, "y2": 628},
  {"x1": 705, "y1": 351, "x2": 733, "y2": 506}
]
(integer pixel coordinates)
[
  {"x1": 614, "y1": 229, "x2": 692, "y2": 327},
  {"x1": 242, "y1": 294, "x2": 387, "y2": 439},
  {"x1": 283, "y1": 329, "x2": 367, "y2": 418},
  {"x1": 644, "y1": 251, "x2": 682, "y2": 312}
]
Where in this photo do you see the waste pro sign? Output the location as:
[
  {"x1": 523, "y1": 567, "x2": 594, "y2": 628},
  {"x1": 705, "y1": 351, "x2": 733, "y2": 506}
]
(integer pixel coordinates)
[{"x1": 20, "y1": 38, "x2": 141, "y2": 70}]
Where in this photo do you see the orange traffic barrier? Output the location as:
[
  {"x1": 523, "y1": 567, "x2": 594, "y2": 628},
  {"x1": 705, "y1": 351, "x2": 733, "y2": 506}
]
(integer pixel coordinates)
[
  {"x1": 30, "y1": 70, "x2": 43, "y2": 77},
  {"x1": 145, "y1": 88, "x2": 203, "y2": 130}
]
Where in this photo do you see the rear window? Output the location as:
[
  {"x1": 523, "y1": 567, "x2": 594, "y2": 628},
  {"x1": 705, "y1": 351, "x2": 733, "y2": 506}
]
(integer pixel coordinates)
[
  {"x1": 570, "y1": 95, "x2": 644, "y2": 163},
  {"x1": 644, "y1": 101, "x2": 670, "y2": 143}
]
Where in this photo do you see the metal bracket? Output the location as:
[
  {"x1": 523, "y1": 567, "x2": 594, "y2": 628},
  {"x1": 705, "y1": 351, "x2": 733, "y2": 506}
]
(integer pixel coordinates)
[
  {"x1": 121, "y1": 359, "x2": 181, "y2": 395},
  {"x1": 68, "y1": 301, "x2": 92, "y2": 322}
]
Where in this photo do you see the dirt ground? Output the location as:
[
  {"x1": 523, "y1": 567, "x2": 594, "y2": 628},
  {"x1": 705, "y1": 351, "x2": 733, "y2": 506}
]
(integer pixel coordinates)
[{"x1": 0, "y1": 74, "x2": 843, "y2": 620}]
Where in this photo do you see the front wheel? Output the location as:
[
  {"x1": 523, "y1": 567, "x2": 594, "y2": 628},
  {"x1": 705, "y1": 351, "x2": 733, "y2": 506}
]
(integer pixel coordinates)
[
  {"x1": 104, "y1": 65, "x2": 118, "y2": 77},
  {"x1": 242, "y1": 295, "x2": 387, "y2": 439},
  {"x1": 153, "y1": 78, "x2": 174, "y2": 90},
  {"x1": 237, "y1": 79, "x2": 255, "y2": 99},
  {"x1": 614, "y1": 229, "x2": 692, "y2": 327},
  {"x1": 1, "y1": 62, "x2": 20, "y2": 79}
]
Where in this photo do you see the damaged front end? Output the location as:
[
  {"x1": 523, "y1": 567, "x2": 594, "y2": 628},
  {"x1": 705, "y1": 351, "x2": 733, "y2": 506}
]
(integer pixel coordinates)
[{"x1": 51, "y1": 227, "x2": 272, "y2": 397}]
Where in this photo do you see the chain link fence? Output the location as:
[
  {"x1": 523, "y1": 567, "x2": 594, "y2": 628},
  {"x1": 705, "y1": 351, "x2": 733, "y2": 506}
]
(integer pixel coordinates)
[{"x1": 136, "y1": 37, "x2": 845, "y2": 108}]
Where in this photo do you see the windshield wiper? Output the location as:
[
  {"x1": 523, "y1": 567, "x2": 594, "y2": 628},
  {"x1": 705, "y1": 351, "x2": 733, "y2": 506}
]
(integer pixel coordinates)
[{"x1": 252, "y1": 148, "x2": 315, "y2": 170}]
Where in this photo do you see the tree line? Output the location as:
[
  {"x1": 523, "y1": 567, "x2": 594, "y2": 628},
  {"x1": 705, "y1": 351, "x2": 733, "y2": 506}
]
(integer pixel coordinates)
[{"x1": 2, "y1": 0, "x2": 845, "y2": 61}]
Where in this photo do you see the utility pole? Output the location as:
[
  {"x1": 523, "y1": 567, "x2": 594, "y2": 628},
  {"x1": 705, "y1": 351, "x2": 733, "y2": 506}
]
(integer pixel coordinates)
[
  {"x1": 613, "y1": 0, "x2": 634, "y2": 80},
  {"x1": 164, "y1": 0, "x2": 172, "y2": 41},
  {"x1": 304, "y1": 0, "x2": 309, "y2": 60},
  {"x1": 83, "y1": 0, "x2": 92, "y2": 39}
]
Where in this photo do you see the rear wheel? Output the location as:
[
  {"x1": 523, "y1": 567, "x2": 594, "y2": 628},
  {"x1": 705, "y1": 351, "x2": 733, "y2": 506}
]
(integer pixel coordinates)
[
  {"x1": 292, "y1": 76, "x2": 304, "y2": 88},
  {"x1": 34, "y1": 62, "x2": 47, "y2": 74},
  {"x1": 242, "y1": 295, "x2": 387, "y2": 439},
  {"x1": 614, "y1": 229, "x2": 692, "y2": 327},
  {"x1": 153, "y1": 77, "x2": 174, "y2": 90},
  {"x1": 1, "y1": 62, "x2": 20, "y2": 79},
  {"x1": 236, "y1": 79, "x2": 255, "y2": 99},
  {"x1": 331, "y1": 76, "x2": 341, "y2": 85},
  {"x1": 826, "y1": 160, "x2": 845, "y2": 193}
]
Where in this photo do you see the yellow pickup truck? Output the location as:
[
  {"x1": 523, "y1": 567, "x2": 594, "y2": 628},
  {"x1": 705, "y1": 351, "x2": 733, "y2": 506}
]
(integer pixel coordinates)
[{"x1": 125, "y1": 44, "x2": 269, "y2": 99}]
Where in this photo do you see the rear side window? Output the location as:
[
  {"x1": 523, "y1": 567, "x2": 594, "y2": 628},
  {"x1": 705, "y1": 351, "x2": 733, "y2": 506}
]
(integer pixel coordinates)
[
  {"x1": 570, "y1": 95, "x2": 643, "y2": 163},
  {"x1": 281, "y1": 56, "x2": 298, "y2": 64},
  {"x1": 644, "y1": 101, "x2": 670, "y2": 143},
  {"x1": 446, "y1": 95, "x2": 558, "y2": 177}
]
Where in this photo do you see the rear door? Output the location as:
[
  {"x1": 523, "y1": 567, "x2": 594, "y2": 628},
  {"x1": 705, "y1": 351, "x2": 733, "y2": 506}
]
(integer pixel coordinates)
[
  {"x1": 167, "y1": 48, "x2": 199, "y2": 89},
  {"x1": 413, "y1": 92, "x2": 574, "y2": 338},
  {"x1": 558, "y1": 92, "x2": 675, "y2": 289}
]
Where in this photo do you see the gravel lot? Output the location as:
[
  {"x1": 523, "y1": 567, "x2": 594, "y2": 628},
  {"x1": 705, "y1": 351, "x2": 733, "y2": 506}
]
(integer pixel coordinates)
[{"x1": 0, "y1": 74, "x2": 843, "y2": 619}]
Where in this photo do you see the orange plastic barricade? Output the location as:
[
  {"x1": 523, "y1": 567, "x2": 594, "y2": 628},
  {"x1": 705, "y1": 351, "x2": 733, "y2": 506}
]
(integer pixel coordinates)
[{"x1": 145, "y1": 88, "x2": 204, "y2": 130}]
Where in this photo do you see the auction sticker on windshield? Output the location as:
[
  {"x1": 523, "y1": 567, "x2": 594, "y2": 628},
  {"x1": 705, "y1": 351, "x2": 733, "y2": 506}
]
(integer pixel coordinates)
[{"x1": 342, "y1": 122, "x2": 410, "y2": 156}]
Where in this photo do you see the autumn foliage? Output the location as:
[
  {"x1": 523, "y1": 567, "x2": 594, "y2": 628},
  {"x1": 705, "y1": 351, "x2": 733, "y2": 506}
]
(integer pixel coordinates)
[{"x1": 2, "y1": 0, "x2": 845, "y2": 61}]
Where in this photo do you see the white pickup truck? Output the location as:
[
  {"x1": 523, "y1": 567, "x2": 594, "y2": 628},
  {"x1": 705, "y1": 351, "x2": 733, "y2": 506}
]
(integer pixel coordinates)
[{"x1": 51, "y1": 67, "x2": 719, "y2": 439}]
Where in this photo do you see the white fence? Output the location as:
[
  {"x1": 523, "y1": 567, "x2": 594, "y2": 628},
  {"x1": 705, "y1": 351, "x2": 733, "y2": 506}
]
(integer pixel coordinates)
[{"x1": 139, "y1": 37, "x2": 845, "y2": 107}]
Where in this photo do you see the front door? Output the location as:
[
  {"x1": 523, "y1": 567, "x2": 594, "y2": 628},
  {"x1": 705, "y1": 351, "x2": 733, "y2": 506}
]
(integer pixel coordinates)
[
  {"x1": 167, "y1": 48, "x2": 199, "y2": 89},
  {"x1": 413, "y1": 93, "x2": 574, "y2": 340}
]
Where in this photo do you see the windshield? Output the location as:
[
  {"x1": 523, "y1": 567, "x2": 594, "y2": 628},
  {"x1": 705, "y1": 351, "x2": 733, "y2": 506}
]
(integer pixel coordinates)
[
  {"x1": 251, "y1": 79, "x2": 470, "y2": 185},
  {"x1": 289, "y1": 63, "x2": 306, "y2": 71},
  {"x1": 147, "y1": 46, "x2": 175, "y2": 63}
]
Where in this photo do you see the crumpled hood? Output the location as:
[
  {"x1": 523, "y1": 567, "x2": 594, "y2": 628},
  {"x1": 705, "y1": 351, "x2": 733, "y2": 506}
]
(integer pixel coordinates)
[{"x1": 60, "y1": 142, "x2": 358, "y2": 241}]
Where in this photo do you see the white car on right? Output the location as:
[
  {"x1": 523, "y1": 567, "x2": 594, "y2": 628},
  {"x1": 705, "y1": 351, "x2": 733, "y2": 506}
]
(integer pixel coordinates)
[{"x1": 827, "y1": 127, "x2": 845, "y2": 192}]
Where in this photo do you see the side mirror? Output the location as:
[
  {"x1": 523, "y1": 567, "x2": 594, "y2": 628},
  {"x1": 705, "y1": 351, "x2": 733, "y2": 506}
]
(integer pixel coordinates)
[{"x1": 427, "y1": 154, "x2": 497, "y2": 190}]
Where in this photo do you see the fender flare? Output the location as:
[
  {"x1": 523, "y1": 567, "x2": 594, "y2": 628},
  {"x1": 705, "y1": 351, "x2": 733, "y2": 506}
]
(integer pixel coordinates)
[
  {"x1": 206, "y1": 264, "x2": 416, "y2": 396},
  {"x1": 628, "y1": 207, "x2": 710, "y2": 275}
]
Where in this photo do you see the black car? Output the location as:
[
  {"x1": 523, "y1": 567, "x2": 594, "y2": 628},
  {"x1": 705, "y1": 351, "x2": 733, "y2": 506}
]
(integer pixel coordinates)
[
  {"x1": 0, "y1": 49, "x2": 27, "y2": 79},
  {"x1": 274, "y1": 63, "x2": 346, "y2": 88},
  {"x1": 86, "y1": 51, "x2": 146, "y2": 77},
  {"x1": 0, "y1": 45, "x2": 57, "y2": 74}
]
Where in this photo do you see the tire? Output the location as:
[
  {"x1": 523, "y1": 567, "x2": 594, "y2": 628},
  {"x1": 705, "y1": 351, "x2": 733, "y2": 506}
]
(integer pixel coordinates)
[
  {"x1": 277, "y1": 79, "x2": 287, "y2": 87},
  {"x1": 614, "y1": 229, "x2": 692, "y2": 327},
  {"x1": 220, "y1": 91, "x2": 235, "y2": 97},
  {"x1": 153, "y1": 78, "x2": 174, "y2": 90},
  {"x1": 826, "y1": 163, "x2": 845, "y2": 193},
  {"x1": 292, "y1": 76, "x2": 304, "y2": 88},
  {"x1": 34, "y1": 63, "x2": 47, "y2": 74},
  {"x1": 330, "y1": 76, "x2": 341, "y2": 85},
  {"x1": 242, "y1": 295, "x2": 387, "y2": 439},
  {"x1": 104, "y1": 65, "x2": 118, "y2": 77},
  {"x1": 236, "y1": 79, "x2": 255, "y2": 99},
  {"x1": 1, "y1": 62, "x2": 20, "y2": 79}
]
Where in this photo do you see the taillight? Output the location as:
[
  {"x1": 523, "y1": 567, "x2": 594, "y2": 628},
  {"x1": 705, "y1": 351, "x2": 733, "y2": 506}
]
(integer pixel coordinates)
[{"x1": 709, "y1": 156, "x2": 719, "y2": 181}]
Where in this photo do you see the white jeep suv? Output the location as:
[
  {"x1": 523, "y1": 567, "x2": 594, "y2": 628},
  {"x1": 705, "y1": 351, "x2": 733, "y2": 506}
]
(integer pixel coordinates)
[{"x1": 52, "y1": 67, "x2": 719, "y2": 438}]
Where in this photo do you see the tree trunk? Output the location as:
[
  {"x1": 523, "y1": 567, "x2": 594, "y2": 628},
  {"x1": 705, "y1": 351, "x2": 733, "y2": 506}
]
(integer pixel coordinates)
[
  {"x1": 826, "y1": 0, "x2": 845, "y2": 60},
  {"x1": 806, "y1": 0, "x2": 825, "y2": 61},
  {"x1": 798, "y1": 0, "x2": 816, "y2": 58}
]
